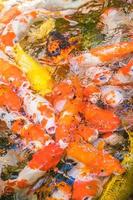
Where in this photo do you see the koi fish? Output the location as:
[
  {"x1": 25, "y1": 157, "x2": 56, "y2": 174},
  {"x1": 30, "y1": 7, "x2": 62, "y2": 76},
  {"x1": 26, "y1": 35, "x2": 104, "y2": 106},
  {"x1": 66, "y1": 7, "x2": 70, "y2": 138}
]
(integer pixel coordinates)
[
  {"x1": 69, "y1": 41, "x2": 133, "y2": 67},
  {"x1": 0, "y1": 107, "x2": 50, "y2": 149},
  {"x1": 85, "y1": 66, "x2": 113, "y2": 85},
  {"x1": 77, "y1": 124, "x2": 99, "y2": 143},
  {"x1": 0, "y1": 58, "x2": 26, "y2": 89},
  {"x1": 67, "y1": 142, "x2": 125, "y2": 176},
  {"x1": 18, "y1": 84, "x2": 56, "y2": 134},
  {"x1": 73, "y1": 179, "x2": 102, "y2": 200},
  {"x1": 40, "y1": 32, "x2": 77, "y2": 65},
  {"x1": 85, "y1": 104, "x2": 121, "y2": 133},
  {"x1": 0, "y1": 84, "x2": 22, "y2": 111},
  {"x1": 3, "y1": 143, "x2": 64, "y2": 193},
  {"x1": 83, "y1": 84, "x2": 101, "y2": 104},
  {"x1": 14, "y1": 44, "x2": 53, "y2": 95}
]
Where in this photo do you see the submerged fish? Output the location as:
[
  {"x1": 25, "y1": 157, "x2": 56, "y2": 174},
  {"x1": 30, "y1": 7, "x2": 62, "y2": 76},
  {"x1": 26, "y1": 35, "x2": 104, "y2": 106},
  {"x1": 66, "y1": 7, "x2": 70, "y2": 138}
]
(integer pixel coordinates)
[{"x1": 99, "y1": 132, "x2": 133, "y2": 200}]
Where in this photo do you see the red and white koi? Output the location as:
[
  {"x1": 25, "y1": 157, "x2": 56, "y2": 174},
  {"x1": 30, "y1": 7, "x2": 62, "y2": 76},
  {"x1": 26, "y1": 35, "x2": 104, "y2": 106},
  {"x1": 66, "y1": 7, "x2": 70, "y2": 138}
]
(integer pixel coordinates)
[
  {"x1": 18, "y1": 83, "x2": 56, "y2": 134},
  {"x1": 1, "y1": 143, "x2": 64, "y2": 193},
  {"x1": 0, "y1": 107, "x2": 50, "y2": 150}
]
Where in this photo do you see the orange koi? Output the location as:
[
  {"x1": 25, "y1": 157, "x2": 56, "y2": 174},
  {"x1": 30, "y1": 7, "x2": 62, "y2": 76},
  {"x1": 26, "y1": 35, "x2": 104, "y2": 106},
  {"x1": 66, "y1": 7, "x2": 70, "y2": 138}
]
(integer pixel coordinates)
[
  {"x1": 67, "y1": 142, "x2": 125, "y2": 176},
  {"x1": 85, "y1": 104, "x2": 121, "y2": 133},
  {"x1": 0, "y1": 85, "x2": 22, "y2": 111},
  {"x1": 52, "y1": 81, "x2": 74, "y2": 101},
  {"x1": 56, "y1": 124, "x2": 70, "y2": 142},
  {"x1": 83, "y1": 84, "x2": 101, "y2": 103},
  {"x1": 77, "y1": 124, "x2": 99, "y2": 143},
  {"x1": 28, "y1": 143, "x2": 64, "y2": 171},
  {"x1": 55, "y1": 98, "x2": 85, "y2": 142},
  {"x1": 91, "y1": 41, "x2": 133, "y2": 62},
  {"x1": 0, "y1": 58, "x2": 26, "y2": 88},
  {"x1": 73, "y1": 179, "x2": 101, "y2": 200}
]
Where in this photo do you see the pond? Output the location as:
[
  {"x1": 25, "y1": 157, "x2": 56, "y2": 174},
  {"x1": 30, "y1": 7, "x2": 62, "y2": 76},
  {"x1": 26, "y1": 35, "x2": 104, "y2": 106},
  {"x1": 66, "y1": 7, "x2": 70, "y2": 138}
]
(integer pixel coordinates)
[{"x1": 0, "y1": 0, "x2": 133, "y2": 199}]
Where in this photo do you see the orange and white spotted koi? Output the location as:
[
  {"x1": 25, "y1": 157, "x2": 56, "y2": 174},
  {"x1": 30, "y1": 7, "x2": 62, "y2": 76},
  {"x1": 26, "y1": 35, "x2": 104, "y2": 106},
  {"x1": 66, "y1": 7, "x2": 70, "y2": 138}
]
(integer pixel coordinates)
[
  {"x1": 0, "y1": 107, "x2": 50, "y2": 150},
  {"x1": 18, "y1": 83, "x2": 56, "y2": 134},
  {"x1": 83, "y1": 84, "x2": 126, "y2": 107},
  {"x1": 1, "y1": 143, "x2": 64, "y2": 193},
  {"x1": 69, "y1": 41, "x2": 133, "y2": 68},
  {"x1": 0, "y1": 9, "x2": 50, "y2": 51}
]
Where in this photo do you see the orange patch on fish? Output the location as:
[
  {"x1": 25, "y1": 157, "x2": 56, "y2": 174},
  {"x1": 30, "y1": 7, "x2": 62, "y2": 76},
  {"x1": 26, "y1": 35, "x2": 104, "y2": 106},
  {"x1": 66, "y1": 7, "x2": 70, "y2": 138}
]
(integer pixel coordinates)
[
  {"x1": 0, "y1": 58, "x2": 26, "y2": 88},
  {"x1": 85, "y1": 104, "x2": 121, "y2": 132},
  {"x1": 0, "y1": 32, "x2": 16, "y2": 46},
  {"x1": 21, "y1": 124, "x2": 49, "y2": 143},
  {"x1": 90, "y1": 41, "x2": 133, "y2": 62},
  {"x1": 39, "y1": 104, "x2": 53, "y2": 118},
  {"x1": 0, "y1": 7, "x2": 21, "y2": 24},
  {"x1": 67, "y1": 142, "x2": 125, "y2": 176},
  {"x1": 73, "y1": 179, "x2": 100, "y2": 199},
  {"x1": 16, "y1": 179, "x2": 28, "y2": 189},
  {"x1": 28, "y1": 143, "x2": 64, "y2": 171},
  {"x1": 12, "y1": 119, "x2": 25, "y2": 133},
  {"x1": 0, "y1": 85, "x2": 22, "y2": 111},
  {"x1": 77, "y1": 125, "x2": 97, "y2": 142}
]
